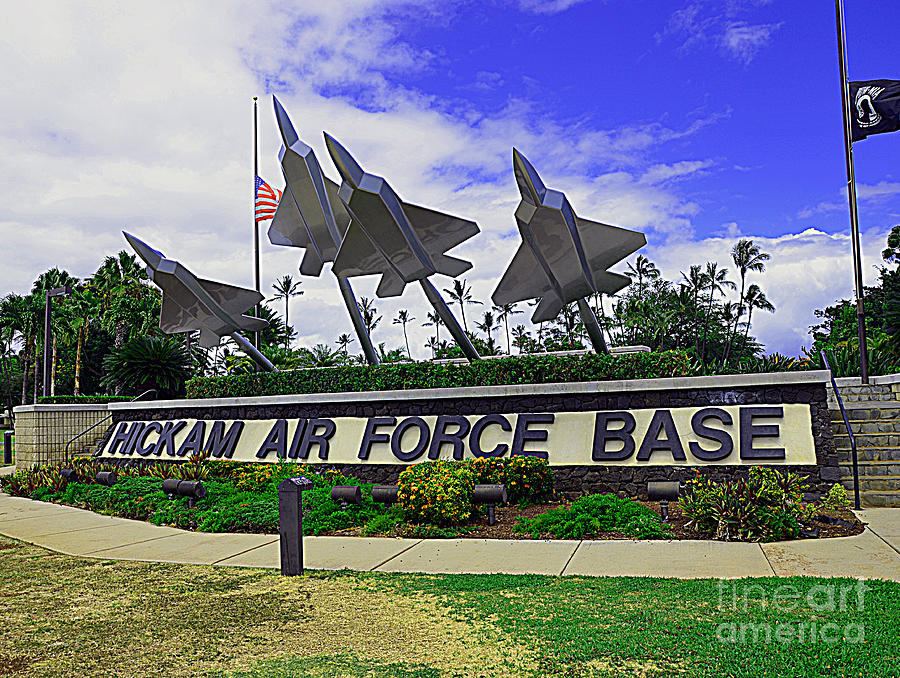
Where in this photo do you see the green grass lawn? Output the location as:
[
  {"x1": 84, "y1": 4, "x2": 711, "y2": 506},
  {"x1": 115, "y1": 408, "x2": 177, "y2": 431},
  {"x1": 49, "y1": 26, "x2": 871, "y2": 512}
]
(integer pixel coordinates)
[{"x1": 0, "y1": 536, "x2": 896, "y2": 678}]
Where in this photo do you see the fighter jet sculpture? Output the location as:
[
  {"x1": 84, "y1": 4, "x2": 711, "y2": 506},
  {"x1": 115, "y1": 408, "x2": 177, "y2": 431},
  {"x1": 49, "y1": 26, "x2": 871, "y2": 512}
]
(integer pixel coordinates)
[
  {"x1": 267, "y1": 96, "x2": 379, "y2": 365},
  {"x1": 492, "y1": 149, "x2": 646, "y2": 353},
  {"x1": 123, "y1": 232, "x2": 277, "y2": 371},
  {"x1": 323, "y1": 133, "x2": 482, "y2": 361}
]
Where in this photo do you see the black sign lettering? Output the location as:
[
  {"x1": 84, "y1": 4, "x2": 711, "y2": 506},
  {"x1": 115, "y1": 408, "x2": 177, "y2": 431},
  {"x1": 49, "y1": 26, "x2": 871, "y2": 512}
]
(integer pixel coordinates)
[
  {"x1": 287, "y1": 419, "x2": 308, "y2": 459},
  {"x1": 740, "y1": 407, "x2": 786, "y2": 460},
  {"x1": 637, "y1": 410, "x2": 686, "y2": 461},
  {"x1": 359, "y1": 417, "x2": 396, "y2": 460},
  {"x1": 470, "y1": 414, "x2": 511, "y2": 458},
  {"x1": 176, "y1": 421, "x2": 206, "y2": 457},
  {"x1": 107, "y1": 422, "x2": 133, "y2": 455},
  {"x1": 135, "y1": 422, "x2": 162, "y2": 457},
  {"x1": 428, "y1": 415, "x2": 471, "y2": 460},
  {"x1": 256, "y1": 419, "x2": 288, "y2": 459},
  {"x1": 204, "y1": 421, "x2": 244, "y2": 459},
  {"x1": 511, "y1": 413, "x2": 554, "y2": 459},
  {"x1": 151, "y1": 421, "x2": 186, "y2": 457},
  {"x1": 391, "y1": 417, "x2": 430, "y2": 461},
  {"x1": 592, "y1": 412, "x2": 636, "y2": 461},
  {"x1": 299, "y1": 418, "x2": 336, "y2": 460},
  {"x1": 689, "y1": 408, "x2": 733, "y2": 461}
]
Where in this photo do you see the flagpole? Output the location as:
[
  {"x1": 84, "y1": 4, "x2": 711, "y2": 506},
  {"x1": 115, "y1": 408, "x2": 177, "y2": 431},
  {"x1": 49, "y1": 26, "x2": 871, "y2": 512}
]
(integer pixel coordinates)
[
  {"x1": 253, "y1": 95, "x2": 262, "y2": 352},
  {"x1": 835, "y1": 0, "x2": 870, "y2": 383}
]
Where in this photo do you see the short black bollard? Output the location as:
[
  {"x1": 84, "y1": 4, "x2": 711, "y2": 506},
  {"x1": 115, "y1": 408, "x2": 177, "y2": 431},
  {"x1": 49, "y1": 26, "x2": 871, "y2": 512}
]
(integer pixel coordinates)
[
  {"x1": 473, "y1": 484, "x2": 507, "y2": 526},
  {"x1": 278, "y1": 476, "x2": 314, "y2": 576},
  {"x1": 647, "y1": 481, "x2": 680, "y2": 523},
  {"x1": 3, "y1": 431, "x2": 11, "y2": 465},
  {"x1": 371, "y1": 484, "x2": 399, "y2": 507}
]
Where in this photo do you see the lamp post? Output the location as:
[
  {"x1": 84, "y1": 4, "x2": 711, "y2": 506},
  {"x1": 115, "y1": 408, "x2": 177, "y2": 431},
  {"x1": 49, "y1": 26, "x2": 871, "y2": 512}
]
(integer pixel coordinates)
[{"x1": 42, "y1": 286, "x2": 73, "y2": 398}]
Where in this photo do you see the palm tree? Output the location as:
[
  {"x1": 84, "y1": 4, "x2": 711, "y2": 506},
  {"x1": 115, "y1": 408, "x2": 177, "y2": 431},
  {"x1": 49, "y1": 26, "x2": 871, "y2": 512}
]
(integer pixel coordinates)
[
  {"x1": 61, "y1": 287, "x2": 99, "y2": 396},
  {"x1": 393, "y1": 309, "x2": 415, "y2": 359},
  {"x1": 494, "y1": 303, "x2": 522, "y2": 354},
  {"x1": 357, "y1": 297, "x2": 381, "y2": 336},
  {"x1": 270, "y1": 275, "x2": 303, "y2": 348},
  {"x1": 424, "y1": 336, "x2": 439, "y2": 360},
  {"x1": 625, "y1": 254, "x2": 660, "y2": 300},
  {"x1": 476, "y1": 311, "x2": 496, "y2": 344},
  {"x1": 511, "y1": 325, "x2": 531, "y2": 354},
  {"x1": 700, "y1": 262, "x2": 736, "y2": 363},
  {"x1": 726, "y1": 240, "x2": 771, "y2": 363},
  {"x1": 336, "y1": 333, "x2": 353, "y2": 355},
  {"x1": 423, "y1": 310, "x2": 444, "y2": 346},
  {"x1": 32, "y1": 268, "x2": 79, "y2": 397},
  {"x1": 0, "y1": 293, "x2": 42, "y2": 404},
  {"x1": 739, "y1": 284, "x2": 775, "y2": 358},
  {"x1": 444, "y1": 279, "x2": 481, "y2": 332},
  {"x1": 91, "y1": 251, "x2": 148, "y2": 347}
]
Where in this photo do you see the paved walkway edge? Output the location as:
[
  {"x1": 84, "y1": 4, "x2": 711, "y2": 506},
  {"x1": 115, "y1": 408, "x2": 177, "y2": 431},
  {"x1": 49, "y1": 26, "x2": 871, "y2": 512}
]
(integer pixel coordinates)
[{"x1": 0, "y1": 494, "x2": 897, "y2": 580}]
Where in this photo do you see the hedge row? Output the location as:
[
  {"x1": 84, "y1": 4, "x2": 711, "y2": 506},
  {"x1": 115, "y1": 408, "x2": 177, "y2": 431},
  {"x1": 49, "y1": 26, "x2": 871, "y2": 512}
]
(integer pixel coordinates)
[
  {"x1": 37, "y1": 396, "x2": 134, "y2": 405},
  {"x1": 186, "y1": 351, "x2": 694, "y2": 399}
]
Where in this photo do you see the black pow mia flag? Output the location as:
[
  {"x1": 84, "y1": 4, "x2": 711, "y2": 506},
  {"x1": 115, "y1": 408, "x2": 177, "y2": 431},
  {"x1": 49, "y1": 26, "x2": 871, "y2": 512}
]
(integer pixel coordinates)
[{"x1": 850, "y1": 79, "x2": 900, "y2": 142}]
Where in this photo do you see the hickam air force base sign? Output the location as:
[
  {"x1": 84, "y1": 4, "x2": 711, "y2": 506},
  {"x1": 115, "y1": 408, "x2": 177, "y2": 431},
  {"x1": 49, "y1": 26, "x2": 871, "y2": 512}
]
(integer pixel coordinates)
[{"x1": 98, "y1": 404, "x2": 816, "y2": 466}]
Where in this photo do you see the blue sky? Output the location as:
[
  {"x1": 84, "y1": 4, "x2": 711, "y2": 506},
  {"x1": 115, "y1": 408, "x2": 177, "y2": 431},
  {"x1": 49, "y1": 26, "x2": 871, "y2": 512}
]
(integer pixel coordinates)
[{"x1": 2, "y1": 0, "x2": 900, "y2": 357}]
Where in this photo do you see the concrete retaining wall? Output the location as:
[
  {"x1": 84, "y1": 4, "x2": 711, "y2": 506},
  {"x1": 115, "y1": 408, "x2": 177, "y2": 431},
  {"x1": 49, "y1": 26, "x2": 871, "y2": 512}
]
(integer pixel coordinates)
[{"x1": 12, "y1": 404, "x2": 110, "y2": 470}]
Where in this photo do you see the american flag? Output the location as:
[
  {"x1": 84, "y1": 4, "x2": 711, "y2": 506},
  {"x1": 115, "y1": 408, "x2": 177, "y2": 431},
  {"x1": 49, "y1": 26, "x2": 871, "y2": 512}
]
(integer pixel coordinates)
[{"x1": 255, "y1": 176, "x2": 282, "y2": 223}]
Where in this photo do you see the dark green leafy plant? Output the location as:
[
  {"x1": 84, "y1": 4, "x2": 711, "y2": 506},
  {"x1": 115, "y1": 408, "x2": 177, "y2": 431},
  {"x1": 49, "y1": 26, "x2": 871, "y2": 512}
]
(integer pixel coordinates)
[
  {"x1": 679, "y1": 467, "x2": 810, "y2": 542},
  {"x1": 101, "y1": 336, "x2": 191, "y2": 398},
  {"x1": 514, "y1": 493, "x2": 671, "y2": 540}
]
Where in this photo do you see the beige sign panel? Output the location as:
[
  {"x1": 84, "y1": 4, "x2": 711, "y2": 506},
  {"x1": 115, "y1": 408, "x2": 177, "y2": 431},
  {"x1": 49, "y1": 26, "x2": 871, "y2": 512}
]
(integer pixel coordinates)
[{"x1": 98, "y1": 404, "x2": 817, "y2": 466}]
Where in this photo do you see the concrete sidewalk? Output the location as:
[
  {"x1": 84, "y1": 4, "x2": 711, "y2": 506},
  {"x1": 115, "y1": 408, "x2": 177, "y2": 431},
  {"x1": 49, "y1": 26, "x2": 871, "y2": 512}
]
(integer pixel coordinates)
[{"x1": 0, "y1": 493, "x2": 898, "y2": 580}]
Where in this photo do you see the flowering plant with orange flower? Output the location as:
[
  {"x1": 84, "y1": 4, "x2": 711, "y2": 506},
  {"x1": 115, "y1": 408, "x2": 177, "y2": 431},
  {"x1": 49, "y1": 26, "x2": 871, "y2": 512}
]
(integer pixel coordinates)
[{"x1": 397, "y1": 460, "x2": 476, "y2": 525}]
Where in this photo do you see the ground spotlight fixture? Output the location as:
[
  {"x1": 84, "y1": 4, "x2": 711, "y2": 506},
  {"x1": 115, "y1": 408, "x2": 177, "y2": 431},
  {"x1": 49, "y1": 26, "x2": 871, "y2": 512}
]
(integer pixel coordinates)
[
  {"x1": 473, "y1": 484, "x2": 507, "y2": 526},
  {"x1": 60, "y1": 468, "x2": 78, "y2": 483},
  {"x1": 331, "y1": 485, "x2": 362, "y2": 510},
  {"x1": 371, "y1": 484, "x2": 399, "y2": 507},
  {"x1": 95, "y1": 471, "x2": 118, "y2": 487},
  {"x1": 647, "y1": 481, "x2": 680, "y2": 523},
  {"x1": 161, "y1": 479, "x2": 207, "y2": 507}
]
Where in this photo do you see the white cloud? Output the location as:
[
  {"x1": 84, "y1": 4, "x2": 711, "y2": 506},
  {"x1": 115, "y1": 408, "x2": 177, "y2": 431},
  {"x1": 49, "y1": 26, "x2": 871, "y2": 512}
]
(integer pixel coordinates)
[
  {"x1": 662, "y1": 1, "x2": 781, "y2": 63},
  {"x1": 516, "y1": 0, "x2": 591, "y2": 14},
  {"x1": 721, "y1": 22, "x2": 782, "y2": 63}
]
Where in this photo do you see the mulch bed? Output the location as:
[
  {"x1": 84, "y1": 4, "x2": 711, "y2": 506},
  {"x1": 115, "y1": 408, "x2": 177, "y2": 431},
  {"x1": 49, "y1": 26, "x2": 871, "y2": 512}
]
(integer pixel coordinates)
[{"x1": 332, "y1": 501, "x2": 866, "y2": 541}]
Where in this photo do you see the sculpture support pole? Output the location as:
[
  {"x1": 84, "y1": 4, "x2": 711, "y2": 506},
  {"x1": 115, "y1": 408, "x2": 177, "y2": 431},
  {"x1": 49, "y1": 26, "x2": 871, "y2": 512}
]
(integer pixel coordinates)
[
  {"x1": 419, "y1": 279, "x2": 480, "y2": 362},
  {"x1": 336, "y1": 277, "x2": 380, "y2": 365},
  {"x1": 231, "y1": 331, "x2": 278, "y2": 372},
  {"x1": 577, "y1": 298, "x2": 609, "y2": 355}
]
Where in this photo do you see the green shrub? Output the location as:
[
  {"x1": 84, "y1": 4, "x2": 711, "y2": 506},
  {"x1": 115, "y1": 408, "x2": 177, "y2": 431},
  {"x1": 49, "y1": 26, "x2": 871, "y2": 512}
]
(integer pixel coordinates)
[
  {"x1": 397, "y1": 460, "x2": 477, "y2": 525},
  {"x1": 822, "y1": 483, "x2": 851, "y2": 510},
  {"x1": 679, "y1": 468, "x2": 810, "y2": 542},
  {"x1": 515, "y1": 493, "x2": 671, "y2": 540},
  {"x1": 467, "y1": 456, "x2": 554, "y2": 503},
  {"x1": 361, "y1": 509, "x2": 403, "y2": 536},
  {"x1": 186, "y1": 351, "x2": 694, "y2": 399}
]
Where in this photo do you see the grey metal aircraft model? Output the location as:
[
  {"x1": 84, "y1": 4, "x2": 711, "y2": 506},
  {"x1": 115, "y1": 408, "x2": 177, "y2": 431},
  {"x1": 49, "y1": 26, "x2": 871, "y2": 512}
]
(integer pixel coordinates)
[
  {"x1": 323, "y1": 133, "x2": 482, "y2": 361},
  {"x1": 491, "y1": 149, "x2": 646, "y2": 353},
  {"x1": 123, "y1": 232, "x2": 277, "y2": 372},
  {"x1": 267, "y1": 96, "x2": 379, "y2": 365}
]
